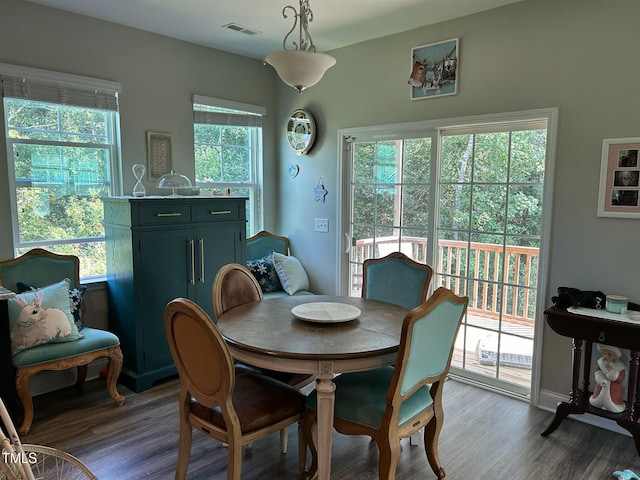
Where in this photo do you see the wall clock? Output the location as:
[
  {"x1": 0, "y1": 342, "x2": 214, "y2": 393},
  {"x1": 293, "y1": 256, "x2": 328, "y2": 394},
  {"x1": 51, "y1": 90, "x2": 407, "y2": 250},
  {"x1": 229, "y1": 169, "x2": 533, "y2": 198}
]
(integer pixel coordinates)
[{"x1": 286, "y1": 109, "x2": 316, "y2": 155}]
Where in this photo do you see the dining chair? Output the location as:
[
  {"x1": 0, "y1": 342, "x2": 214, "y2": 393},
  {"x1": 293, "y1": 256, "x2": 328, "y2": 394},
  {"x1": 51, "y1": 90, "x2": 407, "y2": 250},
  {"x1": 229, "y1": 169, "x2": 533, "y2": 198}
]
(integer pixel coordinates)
[
  {"x1": 302, "y1": 287, "x2": 468, "y2": 480},
  {"x1": 361, "y1": 251, "x2": 434, "y2": 310},
  {"x1": 164, "y1": 297, "x2": 308, "y2": 480},
  {"x1": 212, "y1": 263, "x2": 316, "y2": 451}
]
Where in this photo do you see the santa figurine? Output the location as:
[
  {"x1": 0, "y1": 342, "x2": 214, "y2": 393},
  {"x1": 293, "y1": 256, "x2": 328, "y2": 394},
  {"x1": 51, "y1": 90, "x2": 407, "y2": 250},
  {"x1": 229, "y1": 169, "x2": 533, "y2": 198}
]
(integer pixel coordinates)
[{"x1": 589, "y1": 344, "x2": 626, "y2": 413}]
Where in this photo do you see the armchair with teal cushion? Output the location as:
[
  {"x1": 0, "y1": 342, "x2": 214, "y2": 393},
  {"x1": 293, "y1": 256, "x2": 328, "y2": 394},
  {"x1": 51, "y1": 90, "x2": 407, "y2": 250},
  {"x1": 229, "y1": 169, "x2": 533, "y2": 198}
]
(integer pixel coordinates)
[
  {"x1": 303, "y1": 287, "x2": 468, "y2": 479},
  {"x1": 362, "y1": 251, "x2": 433, "y2": 310},
  {"x1": 0, "y1": 248, "x2": 124, "y2": 434}
]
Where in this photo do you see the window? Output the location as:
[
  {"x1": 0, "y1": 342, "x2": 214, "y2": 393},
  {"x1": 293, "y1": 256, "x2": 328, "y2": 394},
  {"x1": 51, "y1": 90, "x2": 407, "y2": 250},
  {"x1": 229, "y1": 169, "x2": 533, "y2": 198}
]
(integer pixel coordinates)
[
  {"x1": 2, "y1": 66, "x2": 121, "y2": 279},
  {"x1": 193, "y1": 95, "x2": 264, "y2": 235}
]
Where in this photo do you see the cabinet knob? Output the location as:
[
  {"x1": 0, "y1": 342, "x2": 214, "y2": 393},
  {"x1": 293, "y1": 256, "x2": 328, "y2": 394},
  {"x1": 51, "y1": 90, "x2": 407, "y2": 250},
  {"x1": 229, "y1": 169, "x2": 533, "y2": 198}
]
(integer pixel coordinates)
[
  {"x1": 599, "y1": 331, "x2": 606, "y2": 342},
  {"x1": 156, "y1": 212, "x2": 182, "y2": 217},
  {"x1": 210, "y1": 210, "x2": 232, "y2": 215}
]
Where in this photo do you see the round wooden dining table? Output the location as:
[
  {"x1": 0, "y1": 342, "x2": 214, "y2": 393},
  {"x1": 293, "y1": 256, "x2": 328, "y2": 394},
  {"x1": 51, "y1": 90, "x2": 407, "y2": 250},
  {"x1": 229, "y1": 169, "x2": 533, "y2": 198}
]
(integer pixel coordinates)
[{"x1": 216, "y1": 294, "x2": 409, "y2": 480}]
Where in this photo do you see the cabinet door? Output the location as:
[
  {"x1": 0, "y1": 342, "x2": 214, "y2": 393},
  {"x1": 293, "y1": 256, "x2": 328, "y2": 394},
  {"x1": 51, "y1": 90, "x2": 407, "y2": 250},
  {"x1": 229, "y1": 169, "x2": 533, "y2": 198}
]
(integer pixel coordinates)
[
  {"x1": 195, "y1": 223, "x2": 244, "y2": 319},
  {"x1": 138, "y1": 227, "x2": 194, "y2": 370}
]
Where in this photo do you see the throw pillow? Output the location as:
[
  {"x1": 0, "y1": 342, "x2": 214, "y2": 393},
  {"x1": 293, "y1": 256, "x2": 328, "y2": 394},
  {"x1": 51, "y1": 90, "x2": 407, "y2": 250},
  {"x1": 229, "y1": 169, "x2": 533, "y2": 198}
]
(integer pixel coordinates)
[
  {"x1": 17, "y1": 282, "x2": 87, "y2": 331},
  {"x1": 246, "y1": 252, "x2": 283, "y2": 293},
  {"x1": 272, "y1": 252, "x2": 310, "y2": 295},
  {"x1": 8, "y1": 278, "x2": 84, "y2": 354}
]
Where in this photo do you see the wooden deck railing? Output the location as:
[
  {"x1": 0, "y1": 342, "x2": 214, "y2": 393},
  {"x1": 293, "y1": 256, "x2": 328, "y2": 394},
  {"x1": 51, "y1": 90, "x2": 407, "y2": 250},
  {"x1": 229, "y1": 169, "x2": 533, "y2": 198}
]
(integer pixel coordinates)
[{"x1": 352, "y1": 236, "x2": 539, "y2": 326}]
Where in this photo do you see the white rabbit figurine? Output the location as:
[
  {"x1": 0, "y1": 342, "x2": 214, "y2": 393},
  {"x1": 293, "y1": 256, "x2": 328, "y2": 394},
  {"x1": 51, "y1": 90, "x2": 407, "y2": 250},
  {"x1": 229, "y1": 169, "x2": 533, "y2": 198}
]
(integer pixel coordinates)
[{"x1": 10, "y1": 291, "x2": 72, "y2": 350}]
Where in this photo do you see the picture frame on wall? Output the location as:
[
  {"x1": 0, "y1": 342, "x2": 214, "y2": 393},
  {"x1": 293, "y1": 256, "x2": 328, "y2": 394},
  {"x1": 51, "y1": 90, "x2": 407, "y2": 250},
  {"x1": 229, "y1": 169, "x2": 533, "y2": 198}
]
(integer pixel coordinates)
[
  {"x1": 146, "y1": 131, "x2": 172, "y2": 181},
  {"x1": 597, "y1": 137, "x2": 640, "y2": 218},
  {"x1": 408, "y1": 38, "x2": 459, "y2": 100}
]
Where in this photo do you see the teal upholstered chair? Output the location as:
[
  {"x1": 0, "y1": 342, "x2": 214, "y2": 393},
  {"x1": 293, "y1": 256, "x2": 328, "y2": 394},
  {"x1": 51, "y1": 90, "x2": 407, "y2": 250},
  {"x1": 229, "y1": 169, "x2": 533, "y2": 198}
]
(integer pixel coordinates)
[
  {"x1": 362, "y1": 251, "x2": 433, "y2": 310},
  {"x1": 246, "y1": 230, "x2": 290, "y2": 259},
  {"x1": 0, "y1": 249, "x2": 124, "y2": 434},
  {"x1": 303, "y1": 287, "x2": 468, "y2": 480}
]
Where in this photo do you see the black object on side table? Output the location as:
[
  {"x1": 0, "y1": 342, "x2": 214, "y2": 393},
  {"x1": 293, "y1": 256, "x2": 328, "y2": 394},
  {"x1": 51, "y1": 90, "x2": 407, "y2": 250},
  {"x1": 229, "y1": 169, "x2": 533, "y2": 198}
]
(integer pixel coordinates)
[{"x1": 541, "y1": 305, "x2": 640, "y2": 455}]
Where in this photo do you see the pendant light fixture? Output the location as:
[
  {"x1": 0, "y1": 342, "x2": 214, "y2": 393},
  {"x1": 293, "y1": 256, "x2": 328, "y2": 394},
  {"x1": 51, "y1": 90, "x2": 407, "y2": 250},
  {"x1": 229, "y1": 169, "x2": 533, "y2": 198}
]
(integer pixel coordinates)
[{"x1": 264, "y1": 0, "x2": 336, "y2": 94}]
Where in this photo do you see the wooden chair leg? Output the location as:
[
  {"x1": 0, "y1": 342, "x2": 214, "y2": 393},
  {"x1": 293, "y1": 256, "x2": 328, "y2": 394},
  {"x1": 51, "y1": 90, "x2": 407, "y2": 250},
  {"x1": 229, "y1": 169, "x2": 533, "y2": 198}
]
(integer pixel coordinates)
[
  {"x1": 280, "y1": 427, "x2": 288, "y2": 454},
  {"x1": 376, "y1": 435, "x2": 401, "y2": 480},
  {"x1": 107, "y1": 347, "x2": 125, "y2": 405},
  {"x1": 300, "y1": 411, "x2": 318, "y2": 478},
  {"x1": 175, "y1": 419, "x2": 193, "y2": 480},
  {"x1": 297, "y1": 422, "x2": 306, "y2": 475},
  {"x1": 424, "y1": 418, "x2": 445, "y2": 479},
  {"x1": 15, "y1": 369, "x2": 34, "y2": 435},
  {"x1": 76, "y1": 365, "x2": 88, "y2": 386}
]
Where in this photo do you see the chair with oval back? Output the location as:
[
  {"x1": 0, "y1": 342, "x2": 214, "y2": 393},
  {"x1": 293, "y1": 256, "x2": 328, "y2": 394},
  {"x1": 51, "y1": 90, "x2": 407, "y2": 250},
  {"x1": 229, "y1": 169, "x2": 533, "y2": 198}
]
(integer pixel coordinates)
[
  {"x1": 164, "y1": 297, "x2": 308, "y2": 480},
  {"x1": 212, "y1": 263, "x2": 316, "y2": 452}
]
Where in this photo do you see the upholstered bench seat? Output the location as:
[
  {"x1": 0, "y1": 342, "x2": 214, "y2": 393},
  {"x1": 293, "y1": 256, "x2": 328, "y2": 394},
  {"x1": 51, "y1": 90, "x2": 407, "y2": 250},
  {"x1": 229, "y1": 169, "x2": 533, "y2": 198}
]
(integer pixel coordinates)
[{"x1": 13, "y1": 327, "x2": 120, "y2": 368}]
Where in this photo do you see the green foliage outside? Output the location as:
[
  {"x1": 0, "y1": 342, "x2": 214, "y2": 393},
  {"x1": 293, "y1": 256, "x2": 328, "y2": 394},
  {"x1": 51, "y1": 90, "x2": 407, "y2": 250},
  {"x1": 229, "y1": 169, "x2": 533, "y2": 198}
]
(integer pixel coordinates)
[
  {"x1": 5, "y1": 98, "x2": 113, "y2": 278},
  {"x1": 351, "y1": 128, "x2": 547, "y2": 320}
]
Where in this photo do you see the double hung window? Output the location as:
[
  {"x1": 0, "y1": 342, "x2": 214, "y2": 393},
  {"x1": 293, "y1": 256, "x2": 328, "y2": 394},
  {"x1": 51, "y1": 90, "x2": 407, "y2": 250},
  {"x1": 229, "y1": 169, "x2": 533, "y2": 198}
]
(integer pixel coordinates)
[
  {"x1": 193, "y1": 95, "x2": 264, "y2": 235},
  {"x1": 2, "y1": 65, "x2": 121, "y2": 278}
]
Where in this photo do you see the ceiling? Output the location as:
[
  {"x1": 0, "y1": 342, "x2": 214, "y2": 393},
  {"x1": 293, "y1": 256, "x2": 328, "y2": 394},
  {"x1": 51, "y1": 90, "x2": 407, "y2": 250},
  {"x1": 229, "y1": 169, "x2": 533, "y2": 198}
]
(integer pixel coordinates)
[{"x1": 28, "y1": 0, "x2": 523, "y2": 60}]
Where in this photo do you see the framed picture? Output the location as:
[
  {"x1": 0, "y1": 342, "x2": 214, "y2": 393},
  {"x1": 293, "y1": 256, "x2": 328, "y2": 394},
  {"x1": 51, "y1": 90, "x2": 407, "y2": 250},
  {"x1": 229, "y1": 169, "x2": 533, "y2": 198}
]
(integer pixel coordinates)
[
  {"x1": 597, "y1": 137, "x2": 640, "y2": 218},
  {"x1": 146, "y1": 131, "x2": 172, "y2": 181},
  {"x1": 409, "y1": 38, "x2": 459, "y2": 100}
]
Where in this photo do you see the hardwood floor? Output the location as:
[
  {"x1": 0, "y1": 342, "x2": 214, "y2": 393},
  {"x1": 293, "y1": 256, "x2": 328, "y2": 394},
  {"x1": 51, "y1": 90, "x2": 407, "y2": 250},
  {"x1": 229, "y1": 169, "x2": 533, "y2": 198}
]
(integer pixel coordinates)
[{"x1": 17, "y1": 376, "x2": 640, "y2": 479}]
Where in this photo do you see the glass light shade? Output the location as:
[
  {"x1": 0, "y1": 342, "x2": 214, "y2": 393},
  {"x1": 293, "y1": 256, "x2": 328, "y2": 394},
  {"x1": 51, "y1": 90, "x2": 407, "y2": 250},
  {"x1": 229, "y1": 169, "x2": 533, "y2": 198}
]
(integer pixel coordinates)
[
  {"x1": 265, "y1": 50, "x2": 336, "y2": 93},
  {"x1": 156, "y1": 170, "x2": 192, "y2": 196}
]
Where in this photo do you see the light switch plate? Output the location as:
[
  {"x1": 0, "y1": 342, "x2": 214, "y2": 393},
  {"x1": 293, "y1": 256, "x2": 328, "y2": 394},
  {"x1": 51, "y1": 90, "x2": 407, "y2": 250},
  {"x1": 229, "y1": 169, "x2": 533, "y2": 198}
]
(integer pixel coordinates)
[{"x1": 314, "y1": 218, "x2": 329, "y2": 233}]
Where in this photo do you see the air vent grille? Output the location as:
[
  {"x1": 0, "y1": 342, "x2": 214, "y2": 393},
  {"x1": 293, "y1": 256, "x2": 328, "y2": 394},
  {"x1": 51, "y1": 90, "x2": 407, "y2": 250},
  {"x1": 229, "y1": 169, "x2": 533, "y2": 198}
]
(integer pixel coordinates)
[{"x1": 222, "y1": 23, "x2": 262, "y2": 36}]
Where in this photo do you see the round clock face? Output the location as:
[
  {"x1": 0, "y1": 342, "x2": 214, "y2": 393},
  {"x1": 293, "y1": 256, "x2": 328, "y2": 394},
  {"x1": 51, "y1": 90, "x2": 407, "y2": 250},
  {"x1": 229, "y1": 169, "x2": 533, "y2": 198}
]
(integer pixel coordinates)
[{"x1": 286, "y1": 109, "x2": 316, "y2": 155}]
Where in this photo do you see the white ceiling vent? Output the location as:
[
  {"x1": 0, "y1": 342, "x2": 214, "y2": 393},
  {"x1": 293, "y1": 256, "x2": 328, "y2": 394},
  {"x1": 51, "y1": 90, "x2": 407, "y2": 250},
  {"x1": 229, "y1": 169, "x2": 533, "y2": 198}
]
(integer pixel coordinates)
[{"x1": 222, "y1": 23, "x2": 262, "y2": 36}]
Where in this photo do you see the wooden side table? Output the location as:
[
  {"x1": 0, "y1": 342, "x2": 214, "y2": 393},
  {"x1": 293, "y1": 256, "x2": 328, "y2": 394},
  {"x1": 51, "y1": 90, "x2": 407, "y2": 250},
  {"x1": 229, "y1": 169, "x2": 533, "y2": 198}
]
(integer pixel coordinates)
[
  {"x1": 541, "y1": 306, "x2": 640, "y2": 454},
  {"x1": 0, "y1": 287, "x2": 20, "y2": 423}
]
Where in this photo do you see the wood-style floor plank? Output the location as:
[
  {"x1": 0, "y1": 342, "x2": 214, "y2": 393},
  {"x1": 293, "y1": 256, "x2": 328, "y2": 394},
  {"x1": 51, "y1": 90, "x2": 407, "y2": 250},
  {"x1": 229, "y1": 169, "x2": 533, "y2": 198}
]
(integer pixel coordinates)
[{"x1": 18, "y1": 377, "x2": 640, "y2": 479}]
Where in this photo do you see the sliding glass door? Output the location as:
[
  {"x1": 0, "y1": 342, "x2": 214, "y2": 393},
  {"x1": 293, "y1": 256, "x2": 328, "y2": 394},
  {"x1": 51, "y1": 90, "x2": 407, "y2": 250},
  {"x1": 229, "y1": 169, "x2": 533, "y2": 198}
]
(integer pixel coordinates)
[{"x1": 340, "y1": 112, "x2": 554, "y2": 399}]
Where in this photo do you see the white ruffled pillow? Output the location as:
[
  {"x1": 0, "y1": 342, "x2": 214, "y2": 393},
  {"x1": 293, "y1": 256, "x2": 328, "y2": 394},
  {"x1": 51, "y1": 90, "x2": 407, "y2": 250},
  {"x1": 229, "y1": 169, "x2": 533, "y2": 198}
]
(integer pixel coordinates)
[{"x1": 272, "y1": 252, "x2": 310, "y2": 295}]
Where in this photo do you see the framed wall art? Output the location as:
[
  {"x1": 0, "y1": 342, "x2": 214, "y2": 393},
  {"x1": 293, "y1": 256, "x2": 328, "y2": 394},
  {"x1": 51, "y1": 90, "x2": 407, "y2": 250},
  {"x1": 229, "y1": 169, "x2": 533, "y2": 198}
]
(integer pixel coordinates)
[
  {"x1": 597, "y1": 137, "x2": 640, "y2": 218},
  {"x1": 408, "y1": 38, "x2": 459, "y2": 100},
  {"x1": 146, "y1": 131, "x2": 172, "y2": 181}
]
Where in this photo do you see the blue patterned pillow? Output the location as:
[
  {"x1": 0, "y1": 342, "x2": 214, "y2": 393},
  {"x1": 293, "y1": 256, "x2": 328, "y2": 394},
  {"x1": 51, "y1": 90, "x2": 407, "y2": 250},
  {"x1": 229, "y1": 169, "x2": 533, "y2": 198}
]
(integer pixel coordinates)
[{"x1": 246, "y1": 253, "x2": 282, "y2": 293}]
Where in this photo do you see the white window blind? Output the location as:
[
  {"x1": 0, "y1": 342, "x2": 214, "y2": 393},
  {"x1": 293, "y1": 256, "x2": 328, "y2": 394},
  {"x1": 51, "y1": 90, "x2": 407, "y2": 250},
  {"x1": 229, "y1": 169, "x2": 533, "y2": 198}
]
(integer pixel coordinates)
[
  {"x1": 0, "y1": 63, "x2": 120, "y2": 111},
  {"x1": 192, "y1": 95, "x2": 264, "y2": 127}
]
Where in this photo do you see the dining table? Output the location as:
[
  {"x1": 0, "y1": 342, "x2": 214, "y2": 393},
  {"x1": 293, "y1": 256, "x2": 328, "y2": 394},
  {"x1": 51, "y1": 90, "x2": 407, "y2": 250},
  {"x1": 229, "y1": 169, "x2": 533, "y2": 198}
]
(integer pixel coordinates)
[{"x1": 216, "y1": 294, "x2": 409, "y2": 480}]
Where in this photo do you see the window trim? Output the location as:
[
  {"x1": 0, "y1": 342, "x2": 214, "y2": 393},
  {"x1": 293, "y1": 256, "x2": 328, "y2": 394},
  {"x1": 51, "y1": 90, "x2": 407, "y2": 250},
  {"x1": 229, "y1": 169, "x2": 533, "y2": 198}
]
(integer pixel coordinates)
[{"x1": 2, "y1": 63, "x2": 122, "y2": 278}]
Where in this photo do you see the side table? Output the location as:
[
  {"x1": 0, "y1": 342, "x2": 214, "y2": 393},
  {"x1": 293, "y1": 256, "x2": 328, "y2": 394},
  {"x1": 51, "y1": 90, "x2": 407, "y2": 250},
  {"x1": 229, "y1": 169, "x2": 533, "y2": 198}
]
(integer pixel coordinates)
[
  {"x1": 0, "y1": 287, "x2": 19, "y2": 423},
  {"x1": 541, "y1": 306, "x2": 640, "y2": 455}
]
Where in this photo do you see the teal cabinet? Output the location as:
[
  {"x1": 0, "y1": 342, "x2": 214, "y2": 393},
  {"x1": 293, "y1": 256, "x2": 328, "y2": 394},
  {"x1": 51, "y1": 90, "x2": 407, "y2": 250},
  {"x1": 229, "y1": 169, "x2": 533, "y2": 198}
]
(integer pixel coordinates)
[{"x1": 103, "y1": 197, "x2": 246, "y2": 391}]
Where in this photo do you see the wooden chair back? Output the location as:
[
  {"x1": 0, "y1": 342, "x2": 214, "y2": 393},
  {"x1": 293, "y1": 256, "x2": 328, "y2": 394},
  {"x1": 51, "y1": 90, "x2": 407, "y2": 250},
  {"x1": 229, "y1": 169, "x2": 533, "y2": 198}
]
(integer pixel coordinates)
[
  {"x1": 164, "y1": 298, "x2": 235, "y2": 410},
  {"x1": 362, "y1": 251, "x2": 433, "y2": 310},
  {"x1": 212, "y1": 263, "x2": 263, "y2": 320}
]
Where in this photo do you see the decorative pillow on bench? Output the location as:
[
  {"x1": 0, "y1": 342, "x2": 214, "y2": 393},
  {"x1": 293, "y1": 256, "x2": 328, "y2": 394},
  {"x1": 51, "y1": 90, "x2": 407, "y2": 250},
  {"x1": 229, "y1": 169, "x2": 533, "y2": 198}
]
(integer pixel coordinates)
[
  {"x1": 272, "y1": 252, "x2": 310, "y2": 295},
  {"x1": 8, "y1": 278, "x2": 84, "y2": 354},
  {"x1": 246, "y1": 252, "x2": 283, "y2": 293}
]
